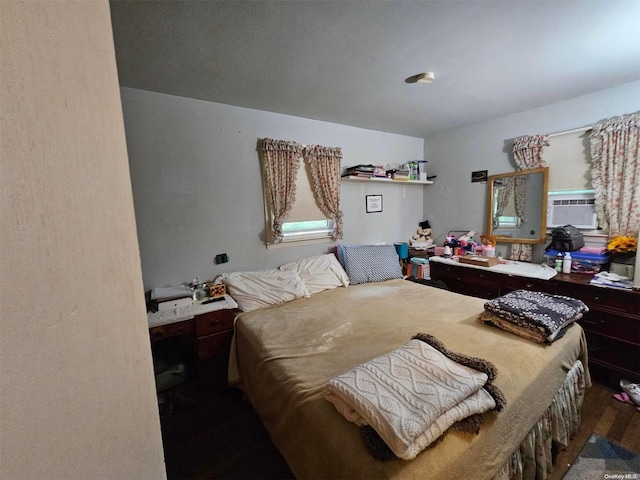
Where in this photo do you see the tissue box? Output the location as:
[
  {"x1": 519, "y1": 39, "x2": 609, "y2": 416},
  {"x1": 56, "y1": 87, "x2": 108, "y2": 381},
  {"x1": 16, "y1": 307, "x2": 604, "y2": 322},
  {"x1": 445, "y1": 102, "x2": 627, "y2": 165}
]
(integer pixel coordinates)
[{"x1": 544, "y1": 249, "x2": 610, "y2": 274}]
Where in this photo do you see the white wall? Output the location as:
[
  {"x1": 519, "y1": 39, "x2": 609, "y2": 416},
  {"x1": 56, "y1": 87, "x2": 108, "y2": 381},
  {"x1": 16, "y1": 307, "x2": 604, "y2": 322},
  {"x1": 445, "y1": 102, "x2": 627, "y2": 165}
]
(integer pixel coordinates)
[
  {"x1": 0, "y1": 2, "x2": 165, "y2": 478},
  {"x1": 121, "y1": 88, "x2": 424, "y2": 289},
  {"x1": 423, "y1": 81, "x2": 640, "y2": 258}
]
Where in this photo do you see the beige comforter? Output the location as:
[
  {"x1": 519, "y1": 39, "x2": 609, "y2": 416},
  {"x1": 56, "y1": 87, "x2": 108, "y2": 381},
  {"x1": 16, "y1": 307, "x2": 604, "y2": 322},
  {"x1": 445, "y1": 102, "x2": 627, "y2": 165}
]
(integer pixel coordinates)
[{"x1": 230, "y1": 279, "x2": 590, "y2": 480}]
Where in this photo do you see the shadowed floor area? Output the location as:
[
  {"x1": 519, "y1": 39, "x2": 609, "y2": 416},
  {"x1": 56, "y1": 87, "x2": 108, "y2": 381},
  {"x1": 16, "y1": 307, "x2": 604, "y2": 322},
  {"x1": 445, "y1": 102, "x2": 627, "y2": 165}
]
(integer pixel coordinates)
[{"x1": 159, "y1": 381, "x2": 640, "y2": 480}]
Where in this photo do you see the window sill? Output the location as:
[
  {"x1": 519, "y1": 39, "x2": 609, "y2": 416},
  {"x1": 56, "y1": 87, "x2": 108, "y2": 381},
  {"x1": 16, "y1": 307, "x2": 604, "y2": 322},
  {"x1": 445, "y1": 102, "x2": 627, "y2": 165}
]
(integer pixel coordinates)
[{"x1": 265, "y1": 237, "x2": 336, "y2": 250}]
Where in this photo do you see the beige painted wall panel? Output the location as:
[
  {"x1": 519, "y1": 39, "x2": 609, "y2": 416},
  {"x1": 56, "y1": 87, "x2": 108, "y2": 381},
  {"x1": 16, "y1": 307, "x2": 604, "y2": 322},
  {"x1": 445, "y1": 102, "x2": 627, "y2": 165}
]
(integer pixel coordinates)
[{"x1": 1, "y1": 1, "x2": 166, "y2": 478}]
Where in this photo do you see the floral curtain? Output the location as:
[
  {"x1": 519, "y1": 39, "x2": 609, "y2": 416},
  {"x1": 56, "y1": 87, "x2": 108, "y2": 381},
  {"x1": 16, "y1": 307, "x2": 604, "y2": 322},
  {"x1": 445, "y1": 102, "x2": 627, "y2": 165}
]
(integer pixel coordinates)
[
  {"x1": 590, "y1": 112, "x2": 640, "y2": 237},
  {"x1": 513, "y1": 175, "x2": 529, "y2": 228},
  {"x1": 493, "y1": 177, "x2": 514, "y2": 228},
  {"x1": 260, "y1": 138, "x2": 303, "y2": 243},
  {"x1": 304, "y1": 145, "x2": 344, "y2": 239},
  {"x1": 513, "y1": 135, "x2": 549, "y2": 170},
  {"x1": 510, "y1": 135, "x2": 550, "y2": 261}
]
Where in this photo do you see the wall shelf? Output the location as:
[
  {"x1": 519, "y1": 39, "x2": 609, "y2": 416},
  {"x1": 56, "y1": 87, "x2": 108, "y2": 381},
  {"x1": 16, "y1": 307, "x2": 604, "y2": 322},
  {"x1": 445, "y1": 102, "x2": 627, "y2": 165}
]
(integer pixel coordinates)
[{"x1": 341, "y1": 175, "x2": 433, "y2": 185}]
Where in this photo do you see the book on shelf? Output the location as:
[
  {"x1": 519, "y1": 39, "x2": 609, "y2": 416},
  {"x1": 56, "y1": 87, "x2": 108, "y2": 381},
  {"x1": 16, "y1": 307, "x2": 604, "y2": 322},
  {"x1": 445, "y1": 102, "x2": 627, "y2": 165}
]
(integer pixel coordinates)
[
  {"x1": 404, "y1": 263, "x2": 430, "y2": 279},
  {"x1": 342, "y1": 164, "x2": 377, "y2": 178}
]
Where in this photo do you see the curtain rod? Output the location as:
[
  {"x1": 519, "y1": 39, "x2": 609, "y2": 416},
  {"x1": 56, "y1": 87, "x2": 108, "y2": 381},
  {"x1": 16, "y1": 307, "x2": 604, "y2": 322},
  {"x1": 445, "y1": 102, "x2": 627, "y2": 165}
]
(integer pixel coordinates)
[{"x1": 547, "y1": 125, "x2": 592, "y2": 138}]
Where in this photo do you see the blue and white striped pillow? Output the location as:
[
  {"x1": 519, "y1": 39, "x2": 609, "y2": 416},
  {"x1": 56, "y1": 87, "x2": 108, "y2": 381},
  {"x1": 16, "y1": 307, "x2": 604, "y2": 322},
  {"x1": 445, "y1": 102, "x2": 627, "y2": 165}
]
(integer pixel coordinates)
[{"x1": 342, "y1": 245, "x2": 403, "y2": 285}]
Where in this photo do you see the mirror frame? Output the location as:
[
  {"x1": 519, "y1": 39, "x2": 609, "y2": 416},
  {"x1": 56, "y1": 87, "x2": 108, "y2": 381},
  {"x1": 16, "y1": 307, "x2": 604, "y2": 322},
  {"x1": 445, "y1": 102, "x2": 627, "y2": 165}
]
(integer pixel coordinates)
[{"x1": 487, "y1": 167, "x2": 549, "y2": 244}]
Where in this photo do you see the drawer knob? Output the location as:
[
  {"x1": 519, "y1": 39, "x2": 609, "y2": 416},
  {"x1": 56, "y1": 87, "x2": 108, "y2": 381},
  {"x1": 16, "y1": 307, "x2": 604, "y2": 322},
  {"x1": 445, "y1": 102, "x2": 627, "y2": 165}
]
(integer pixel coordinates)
[{"x1": 525, "y1": 283, "x2": 534, "y2": 289}]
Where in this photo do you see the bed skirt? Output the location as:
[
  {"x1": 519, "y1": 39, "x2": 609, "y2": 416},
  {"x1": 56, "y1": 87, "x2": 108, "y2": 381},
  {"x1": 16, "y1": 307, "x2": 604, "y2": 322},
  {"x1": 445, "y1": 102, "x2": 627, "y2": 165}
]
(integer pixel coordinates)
[{"x1": 494, "y1": 360, "x2": 586, "y2": 480}]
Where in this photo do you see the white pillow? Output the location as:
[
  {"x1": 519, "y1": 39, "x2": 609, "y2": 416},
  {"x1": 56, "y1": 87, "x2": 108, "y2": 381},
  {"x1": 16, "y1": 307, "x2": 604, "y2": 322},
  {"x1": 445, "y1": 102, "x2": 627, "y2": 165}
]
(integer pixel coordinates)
[
  {"x1": 280, "y1": 254, "x2": 350, "y2": 295},
  {"x1": 222, "y1": 269, "x2": 310, "y2": 312}
]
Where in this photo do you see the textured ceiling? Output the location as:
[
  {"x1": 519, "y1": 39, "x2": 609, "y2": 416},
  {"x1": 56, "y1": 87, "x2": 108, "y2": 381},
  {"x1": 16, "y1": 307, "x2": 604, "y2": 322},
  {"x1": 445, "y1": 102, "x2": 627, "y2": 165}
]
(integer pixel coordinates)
[{"x1": 109, "y1": 0, "x2": 640, "y2": 138}]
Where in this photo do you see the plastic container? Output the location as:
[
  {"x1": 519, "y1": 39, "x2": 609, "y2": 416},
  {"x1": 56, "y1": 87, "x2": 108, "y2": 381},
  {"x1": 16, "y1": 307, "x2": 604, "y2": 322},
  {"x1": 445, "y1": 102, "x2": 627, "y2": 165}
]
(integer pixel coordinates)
[
  {"x1": 544, "y1": 249, "x2": 610, "y2": 274},
  {"x1": 554, "y1": 253, "x2": 563, "y2": 272},
  {"x1": 562, "y1": 252, "x2": 572, "y2": 274},
  {"x1": 483, "y1": 246, "x2": 496, "y2": 257}
]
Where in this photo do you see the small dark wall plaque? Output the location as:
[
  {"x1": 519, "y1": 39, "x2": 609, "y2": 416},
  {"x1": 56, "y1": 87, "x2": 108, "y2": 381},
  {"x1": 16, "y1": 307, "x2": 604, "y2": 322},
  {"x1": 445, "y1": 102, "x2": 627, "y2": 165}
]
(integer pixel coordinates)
[{"x1": 471, "y1": 170, "x2": 488, "y2": 183}]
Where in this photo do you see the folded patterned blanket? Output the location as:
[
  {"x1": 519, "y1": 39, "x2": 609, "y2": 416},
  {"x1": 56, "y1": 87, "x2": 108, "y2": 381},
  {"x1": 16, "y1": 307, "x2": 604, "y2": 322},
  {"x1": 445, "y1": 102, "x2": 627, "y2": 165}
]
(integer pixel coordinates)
[
  {"x1": 324, "y1": 334, "x2": 505, "y2": 461},
  {"x1": 481, "y1": 289, "x2": 588, "y2": 342}
]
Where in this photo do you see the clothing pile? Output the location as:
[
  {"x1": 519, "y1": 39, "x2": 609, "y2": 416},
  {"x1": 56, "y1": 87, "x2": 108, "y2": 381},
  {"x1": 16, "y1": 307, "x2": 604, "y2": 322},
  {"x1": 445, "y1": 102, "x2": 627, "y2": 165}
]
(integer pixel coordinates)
[
  {"x1": 478, "y1": 289, "x2": 589, "y2": 343},
  {"x1": 324, "y1": 334, "x2": 505, "y2": 461}
]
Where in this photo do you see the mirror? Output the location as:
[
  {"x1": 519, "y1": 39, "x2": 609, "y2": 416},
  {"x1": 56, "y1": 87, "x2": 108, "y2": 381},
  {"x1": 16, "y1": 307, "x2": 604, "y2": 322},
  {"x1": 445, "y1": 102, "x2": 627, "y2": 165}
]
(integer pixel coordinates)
[{"x1": 487, "y1": 167, "x2": 549, "y2": 244}]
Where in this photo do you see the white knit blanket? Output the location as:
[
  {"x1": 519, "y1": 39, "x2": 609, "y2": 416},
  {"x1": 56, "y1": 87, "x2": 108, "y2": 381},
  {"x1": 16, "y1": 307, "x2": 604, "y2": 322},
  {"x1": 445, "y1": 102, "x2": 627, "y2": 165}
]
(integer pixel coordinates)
[{"x1": 324, "y1": 338, "x2": 497, "y2": 460}]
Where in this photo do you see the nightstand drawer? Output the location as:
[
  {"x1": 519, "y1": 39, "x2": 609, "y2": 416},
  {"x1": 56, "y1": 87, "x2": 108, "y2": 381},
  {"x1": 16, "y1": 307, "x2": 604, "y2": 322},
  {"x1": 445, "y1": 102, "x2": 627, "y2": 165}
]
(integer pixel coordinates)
[
  {"x1": 149, "y1": 319, "x2": 194, "y2": 342},
  {"x1": 195, "y1": 309, "x2": 235, "y2": 337},
  {"x1": 197, "y1": 330, "x2": 234, "y2": 360}
]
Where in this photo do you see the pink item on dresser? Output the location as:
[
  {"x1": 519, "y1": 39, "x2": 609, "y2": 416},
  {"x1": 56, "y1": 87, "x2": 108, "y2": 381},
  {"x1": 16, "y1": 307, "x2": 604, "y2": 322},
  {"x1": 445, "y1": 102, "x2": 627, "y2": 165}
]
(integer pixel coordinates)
[{"x1": 580, "y1": 246, "x2": 608, "y2": 254}]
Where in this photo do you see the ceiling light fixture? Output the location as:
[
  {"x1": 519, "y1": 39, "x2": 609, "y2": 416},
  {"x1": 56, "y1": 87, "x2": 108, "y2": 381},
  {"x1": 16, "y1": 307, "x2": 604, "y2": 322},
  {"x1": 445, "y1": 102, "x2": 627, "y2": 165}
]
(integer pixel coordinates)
[{"x1": 416, "y1": 72, "x2": 435, "y2": 84}]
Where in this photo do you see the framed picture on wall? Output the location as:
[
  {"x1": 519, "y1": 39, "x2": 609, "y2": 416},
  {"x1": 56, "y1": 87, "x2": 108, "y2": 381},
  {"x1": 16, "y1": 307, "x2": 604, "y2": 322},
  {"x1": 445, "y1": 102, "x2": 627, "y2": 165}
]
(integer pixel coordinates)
[{"x1": 366, "y1": 194, "x2": 383, "y2": 213}]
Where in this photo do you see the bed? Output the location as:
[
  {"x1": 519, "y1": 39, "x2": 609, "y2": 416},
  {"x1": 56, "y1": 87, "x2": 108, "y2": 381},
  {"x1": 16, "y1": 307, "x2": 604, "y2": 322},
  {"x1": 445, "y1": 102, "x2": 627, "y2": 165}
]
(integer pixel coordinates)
[{"x1": 224, "y1": 248, "x2": 590, "y2": 480}]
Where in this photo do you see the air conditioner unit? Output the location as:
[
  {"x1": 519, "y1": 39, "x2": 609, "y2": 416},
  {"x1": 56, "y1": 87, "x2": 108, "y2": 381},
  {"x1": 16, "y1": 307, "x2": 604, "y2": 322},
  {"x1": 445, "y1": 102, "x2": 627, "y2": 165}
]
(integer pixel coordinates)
[{"x1": 546, "y1": 193, "x2": 597, "y2": 229}]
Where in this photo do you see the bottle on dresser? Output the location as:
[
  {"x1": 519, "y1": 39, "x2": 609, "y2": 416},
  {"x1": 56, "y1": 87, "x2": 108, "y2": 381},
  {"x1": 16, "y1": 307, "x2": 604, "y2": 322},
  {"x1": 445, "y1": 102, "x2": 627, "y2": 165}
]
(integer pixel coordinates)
[
  {"x1": 562, "y1": 252, "x2": 572, "y2": 274},
  {"x1": 555, "y1": 253, "x2": 563, "y2": 273}
]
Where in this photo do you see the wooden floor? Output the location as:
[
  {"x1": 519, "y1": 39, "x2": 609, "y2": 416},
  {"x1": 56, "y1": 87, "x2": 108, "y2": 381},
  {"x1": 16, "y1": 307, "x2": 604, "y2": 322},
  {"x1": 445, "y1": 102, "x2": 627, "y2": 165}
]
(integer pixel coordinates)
[{"x1": 160, "y1": 380, "x2": 640, "y2": 480}]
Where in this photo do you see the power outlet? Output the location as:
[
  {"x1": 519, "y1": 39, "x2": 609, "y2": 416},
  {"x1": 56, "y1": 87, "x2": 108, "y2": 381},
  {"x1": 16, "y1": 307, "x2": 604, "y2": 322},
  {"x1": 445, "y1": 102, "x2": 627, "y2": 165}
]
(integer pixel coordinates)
[{"x1": 215, "y1": 253, "x2": 229, "y2": 264}]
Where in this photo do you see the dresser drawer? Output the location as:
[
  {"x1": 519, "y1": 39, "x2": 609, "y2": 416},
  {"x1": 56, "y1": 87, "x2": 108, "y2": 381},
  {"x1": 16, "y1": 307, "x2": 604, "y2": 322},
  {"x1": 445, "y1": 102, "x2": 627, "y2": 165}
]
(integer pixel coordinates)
[
  {"x1": 578, "y1": 310, "x2": 640, "y2": 344},
  {"x1": 504, "y1": 276, "x2": 557, "y2": 294},
  {"x1": 430, "y1": 263, "x2": 461, "y2": 282},
  {"x1": 455, "y1": 283, "x2": 501, "y2": 300},
  {"x1": 556, "y1": 282, "x2": 640, "y2": 315},
  {"x1": 465, "y1": 269, "x2": 501, "y2": 286},
  {"x1": 195, "y1": 309, "x2": 235, "y2": 337},
  {"x1": 584, "y1": 331, "x2": 640, "y2": 375},
  {"x1": 197, "y1": 329, "x2": 234, "y2": 360}
]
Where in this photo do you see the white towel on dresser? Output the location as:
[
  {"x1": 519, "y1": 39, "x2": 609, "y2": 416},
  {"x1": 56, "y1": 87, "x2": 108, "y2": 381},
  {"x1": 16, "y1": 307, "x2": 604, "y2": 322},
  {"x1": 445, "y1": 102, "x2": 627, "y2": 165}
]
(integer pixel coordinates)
[{"x1": 324, "y1": 338, "x2": 498, "y2": 460}]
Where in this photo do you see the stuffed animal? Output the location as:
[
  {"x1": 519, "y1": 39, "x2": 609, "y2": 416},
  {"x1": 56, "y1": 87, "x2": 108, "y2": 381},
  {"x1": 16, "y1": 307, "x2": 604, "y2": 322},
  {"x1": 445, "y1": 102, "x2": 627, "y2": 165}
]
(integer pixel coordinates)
[
  {"x1": 457, "y1": 230, "x2": 477, "y2": 248},
  {"x1": 410, "y1": 225, "x2": 433, "y2": 247}
]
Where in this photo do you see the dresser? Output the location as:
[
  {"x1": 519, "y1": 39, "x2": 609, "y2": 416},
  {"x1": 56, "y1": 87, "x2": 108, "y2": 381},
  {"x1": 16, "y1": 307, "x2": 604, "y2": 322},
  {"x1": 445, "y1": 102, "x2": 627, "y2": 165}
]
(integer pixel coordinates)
[{"x1": 429, "y1": 258, "x2": 640, "y2": 387}]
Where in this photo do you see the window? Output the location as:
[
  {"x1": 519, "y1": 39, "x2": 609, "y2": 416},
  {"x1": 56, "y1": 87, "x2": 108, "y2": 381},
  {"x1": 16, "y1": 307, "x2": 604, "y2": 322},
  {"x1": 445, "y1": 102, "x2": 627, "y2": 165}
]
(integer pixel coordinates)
[
  {"x1": 494, "y1": 186, "x2": 519, "y2": 228},
  {"x1": 544, "y1": 130, "x2": 592, "y2": 193},
  {"x1": 544, "y1": 129, "x2": 604, "y2": 236},
  {"x1": 269, "y1": 161, "x2": 333, "y2": 244},
  {"x1": 260, "y1": 138, "x2": 342, "y2": 248}
]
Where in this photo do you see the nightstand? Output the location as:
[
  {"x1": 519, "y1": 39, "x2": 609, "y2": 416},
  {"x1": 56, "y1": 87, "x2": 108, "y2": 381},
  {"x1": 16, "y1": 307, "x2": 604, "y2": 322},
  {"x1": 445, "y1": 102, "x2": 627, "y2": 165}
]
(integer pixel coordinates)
[
  {"x1": 194, "y1": 308, "x2": 236, "y2": 390},
  {"x1": 148, "y1": 296, "x2": 239, "y2": 392}
]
